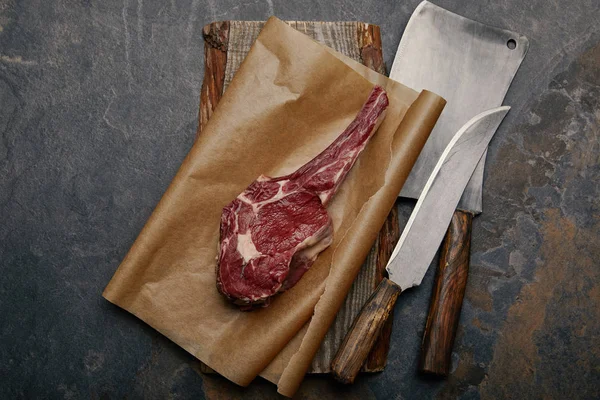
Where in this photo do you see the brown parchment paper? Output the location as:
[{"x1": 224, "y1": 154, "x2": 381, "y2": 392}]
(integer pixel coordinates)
[{"x1": 103, "y1": 17, "x2": 445, "y2": 397}]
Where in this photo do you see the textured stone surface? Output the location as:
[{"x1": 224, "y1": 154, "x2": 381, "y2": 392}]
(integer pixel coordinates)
[{"x1": 1, "y1": 1, "x2": 599, "y2": 399}]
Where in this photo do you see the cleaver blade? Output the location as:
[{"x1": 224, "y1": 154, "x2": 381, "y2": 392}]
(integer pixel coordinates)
[{"x1": 391, "y1": 0, "x2": 528, "y2": 212}]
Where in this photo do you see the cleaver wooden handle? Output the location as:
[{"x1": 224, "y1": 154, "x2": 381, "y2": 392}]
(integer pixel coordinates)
[
  {"x1": 420, "y1": 209, "x2": 473, "y2": 376},
  {"x1": 331, "y1": 278, "x2": 402, "y2": 384}
]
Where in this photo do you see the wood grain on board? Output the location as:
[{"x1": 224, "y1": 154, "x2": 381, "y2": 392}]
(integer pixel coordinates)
[{"x1": 196, "y1": 20, "x2": 400, "y2": 374}]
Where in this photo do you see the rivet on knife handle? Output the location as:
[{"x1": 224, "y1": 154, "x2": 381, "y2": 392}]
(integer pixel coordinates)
[
  {"x1": 331, "y1": 278, "x2": 402, "y2": 384},
  {"x1": 420, "y1": 210, "x2": 472, "y2": 376}
]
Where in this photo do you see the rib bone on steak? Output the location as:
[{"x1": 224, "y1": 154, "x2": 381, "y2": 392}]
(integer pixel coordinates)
[{"x1": 217, "y1": 86, "x2": 389, "y2": 309}]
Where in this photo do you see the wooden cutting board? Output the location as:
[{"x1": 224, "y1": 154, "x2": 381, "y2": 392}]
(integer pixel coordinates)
[{"x1": 197, "y1": 20, "x2": 400, "y2": 375}]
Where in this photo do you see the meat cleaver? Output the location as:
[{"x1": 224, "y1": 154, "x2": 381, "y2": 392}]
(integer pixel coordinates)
[{"x1": 332, "y1": 1, "x2": 528, "y2": 380}]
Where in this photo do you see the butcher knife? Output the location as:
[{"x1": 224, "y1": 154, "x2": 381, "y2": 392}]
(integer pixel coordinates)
[
  {"x1": 335, "y1": 1, "x2": 528, "y2": 377},
  {"x1": 330, "y1": 106, "x2": 510, "y2": 384}
]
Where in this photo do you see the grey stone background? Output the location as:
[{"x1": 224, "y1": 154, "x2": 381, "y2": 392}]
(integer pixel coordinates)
[{"x1": 1, "y1": 0, "x2": 599, "y2": 399}]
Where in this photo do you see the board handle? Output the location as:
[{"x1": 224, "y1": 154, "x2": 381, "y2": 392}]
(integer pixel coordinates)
[
  {"x1": 331, "y1": 278, "x2": 402, "y2": 384},
  {"x1": 420, "y1": 210, "x2": 472, "y2": 376}
]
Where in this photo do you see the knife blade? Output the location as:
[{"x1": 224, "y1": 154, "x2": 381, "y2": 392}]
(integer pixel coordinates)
[
  {"x1": 386, "y1": 107, "x2": 509, "y2": 288},
  {"x1": 330, "y1": 107, "x2": 509, "y2": 384},
  {"x1": 391, "y1": 1, "x2": 528, "y2": 209}
]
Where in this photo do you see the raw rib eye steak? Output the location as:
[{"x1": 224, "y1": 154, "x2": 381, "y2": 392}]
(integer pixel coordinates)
[{"x1": 217, "y1": 86, "x2": 389, "y2": 308}]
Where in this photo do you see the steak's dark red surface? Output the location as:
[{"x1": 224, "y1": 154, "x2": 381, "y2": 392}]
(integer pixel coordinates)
[{"x1": 217, "y1": 86, "x2": 389, "y2": 308}]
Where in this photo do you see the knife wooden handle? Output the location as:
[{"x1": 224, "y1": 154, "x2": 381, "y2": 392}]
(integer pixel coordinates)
[
  {"x1": 420, "y1": 209, "x2": 473, "y2": 376},
  {"x1": 331, "y1": 278, "x2": 402, "y2": 384}
]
